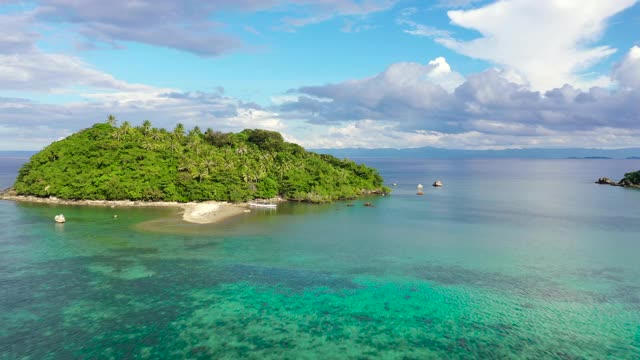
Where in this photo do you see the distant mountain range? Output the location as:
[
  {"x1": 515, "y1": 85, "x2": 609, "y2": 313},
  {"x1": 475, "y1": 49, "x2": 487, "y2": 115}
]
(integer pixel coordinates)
[
  {"x1": 0, "y1": 151, "x2": 36, "y2": 158},
  {"x1": 3, "y1": 148, "x2": 640, "y2": 160},
  {"x1": 312, "y1": 147, "x2": 640, "y2": 159}
]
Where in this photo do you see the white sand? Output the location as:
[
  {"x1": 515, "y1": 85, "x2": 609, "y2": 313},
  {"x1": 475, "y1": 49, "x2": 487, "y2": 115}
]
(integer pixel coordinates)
[
  {"x1": 181, "y1": 201, "x2": 247, "y2": 224},
  {"x1": 0, "y1": 193, "x2": 249, "y2": 225}
]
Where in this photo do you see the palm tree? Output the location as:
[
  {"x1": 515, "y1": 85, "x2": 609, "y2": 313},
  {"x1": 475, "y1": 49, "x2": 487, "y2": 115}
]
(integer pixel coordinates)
[
  {"x1": 107, "y1": 114, "x2": 117, "y2": 127},
  {"x1": 118, "y1": 121, "x2": 134, "y2": 141},
  {"x1": 191, "y1": 162, "x2": 210, "y2": 183},
  {"x1": 150, "y1": 129, "x2": 162, "y2": 141},
  {"x1": 154, "y1": 142, "x2": 167, "y2": 152},
  {"x1": 169, "y1": 138, "x2": 181, "y2": 153},
  {"x1": 141, "y1": 120, "x2": 152, "y2": 136},
  {"x1": 187, "y1": 139, "x2": 201, "y2": 156},
  {"x1": 278, "y1": 159, "x2": 293, "y2": 181},
  {"x1": 120, "y1": 121, "x2": 132, "y2": 133},
  {"x1": 173, "y1": 123, "x2": 185, "y2": 141},
  {"x1": 178, "y1": 157, "x2": 192, "y2": 172},
  {"x1": 112, "y1": 128, "x2": 124, "y2": 141},
  {"x1": 141, "y1": 140, "x2": 155, "y2": 151}
]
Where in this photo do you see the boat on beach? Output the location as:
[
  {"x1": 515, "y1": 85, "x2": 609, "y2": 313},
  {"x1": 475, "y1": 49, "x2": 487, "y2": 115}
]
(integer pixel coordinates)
[{"x1": 248, "y1": 202, "x2": 277, "y2": 209}]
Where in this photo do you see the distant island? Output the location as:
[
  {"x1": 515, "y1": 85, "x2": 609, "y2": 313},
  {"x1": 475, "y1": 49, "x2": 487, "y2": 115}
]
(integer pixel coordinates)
[
  {"x1": 596, "y1": 170, "x2": 640, "y2": 189},
  {"x1": 315, "y1": 147, "x2": 640, "y2": 159},
  {"x1": 4, "y1": 118, "x2": 389, "y2": 204},
  {"x1": 566, "y1": 156, "x2": 611, "y2": 159}
]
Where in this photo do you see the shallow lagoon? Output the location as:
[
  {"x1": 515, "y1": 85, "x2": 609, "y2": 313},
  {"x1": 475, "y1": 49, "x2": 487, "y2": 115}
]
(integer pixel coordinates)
[{"x1": 1, "y1": 158, "x2": 640, "y2": 358}]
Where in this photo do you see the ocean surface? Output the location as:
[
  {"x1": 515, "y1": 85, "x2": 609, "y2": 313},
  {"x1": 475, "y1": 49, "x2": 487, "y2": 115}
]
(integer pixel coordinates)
[{"x1": 1, "y1": 156, "x2": 640, "y2": 359}]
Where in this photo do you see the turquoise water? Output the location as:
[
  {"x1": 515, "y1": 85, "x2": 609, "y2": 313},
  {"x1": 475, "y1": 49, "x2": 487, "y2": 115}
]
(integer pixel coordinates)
[{"x1": 1, "y1": 158, "x2": 640, "y2": 359}]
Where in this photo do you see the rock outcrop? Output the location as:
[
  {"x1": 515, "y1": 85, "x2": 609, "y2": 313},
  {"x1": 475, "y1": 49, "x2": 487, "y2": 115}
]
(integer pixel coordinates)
[
  {"x1": 596, "y1": 175, "x2": 640, "y2": 189},
  {"x1": 595, "y1": 177, "x2": 617, "y2": 185}
]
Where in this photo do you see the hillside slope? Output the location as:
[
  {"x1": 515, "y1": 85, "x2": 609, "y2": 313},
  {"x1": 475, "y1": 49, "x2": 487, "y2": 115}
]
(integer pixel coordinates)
[{"x1": 13, "y1": 121, "x2": 388, "y2": 203}]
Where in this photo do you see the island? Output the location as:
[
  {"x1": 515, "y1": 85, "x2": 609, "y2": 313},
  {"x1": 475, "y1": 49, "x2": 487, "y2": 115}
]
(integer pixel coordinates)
[
  {"x1": 596, "y1": 170, "x2": 640, "y2": 188},
  {"x1": 1, "y1": 118, "x2": 390, "y2": 223}
]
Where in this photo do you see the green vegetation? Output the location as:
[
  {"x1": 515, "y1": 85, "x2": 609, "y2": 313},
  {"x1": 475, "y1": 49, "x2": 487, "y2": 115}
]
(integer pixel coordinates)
[
  {"x1": 14, "y1": 118, "x2": 389, "y2": 203},
  {"x1": 622, "y1": 170, "x2": 640, "y2": 185}
]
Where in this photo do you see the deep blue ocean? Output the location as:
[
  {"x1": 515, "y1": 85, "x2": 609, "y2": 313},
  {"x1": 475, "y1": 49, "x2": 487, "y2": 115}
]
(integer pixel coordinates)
[{"x1": 1, "y1": 156, "x2": 639, "y2": 359}]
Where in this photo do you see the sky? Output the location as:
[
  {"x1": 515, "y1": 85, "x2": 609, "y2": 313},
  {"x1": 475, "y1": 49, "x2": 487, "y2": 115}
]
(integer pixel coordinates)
[{"x1": 0, "y1": 0, "x2": 639, "y2": 150}]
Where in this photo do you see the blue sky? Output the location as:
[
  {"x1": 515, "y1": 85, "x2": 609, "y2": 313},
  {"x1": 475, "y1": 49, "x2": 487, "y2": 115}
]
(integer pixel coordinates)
[{"x1": 0, "y1": 0, "x2": 639, "y2": 150}]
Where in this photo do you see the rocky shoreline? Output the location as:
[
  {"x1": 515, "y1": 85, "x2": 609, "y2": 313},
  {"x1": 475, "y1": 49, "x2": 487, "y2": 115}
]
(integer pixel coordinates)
[{"x1": 595, "y1": 177, "x2": 640, "y2": 189}]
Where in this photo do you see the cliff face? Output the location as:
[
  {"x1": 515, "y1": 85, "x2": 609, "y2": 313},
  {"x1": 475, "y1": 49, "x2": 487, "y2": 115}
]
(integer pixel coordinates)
[{"x1": 13, "y1": 122, "x2": 389, "y2": 203}]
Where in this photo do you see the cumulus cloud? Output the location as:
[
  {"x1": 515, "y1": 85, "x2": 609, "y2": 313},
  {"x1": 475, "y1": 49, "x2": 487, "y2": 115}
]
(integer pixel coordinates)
[
  {"x1": 415, "y1": 0, "x2": 638, "y2": 90},
  {"x1": 288, "y1": 119, "x2": 640, "y2": 150},
  {"x1": 281, "y1": 57, "x2": 465, "y2": 131},
  {"x1": 279, "y1": 49, "x2": 640, "y2": 148},
  {"x1": 613, "y1": 46, "x2": 640, "y2": 90}
]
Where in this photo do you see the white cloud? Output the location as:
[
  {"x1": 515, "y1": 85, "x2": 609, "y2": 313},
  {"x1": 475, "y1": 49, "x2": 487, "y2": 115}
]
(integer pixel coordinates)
[
  {"x1": 280, "y1": 57, "x2": 464, "y2": 130},
  {"x1": 0, "y1": 13, "x2": 158, "y2": 93},
  {"x1": 26, "y1": 0, "x2": 398, "y2": 55},
  {"x1": 279, "y1": 53, "x2": 640, "y2": 148},
  {"x1": 436, "y1": 0, "x2": 637, "y2": 90},
  {"x1": 613, "y1": 46, "x2": 640, "y2": 90},
  {"x1": 294, "y1": 120, "x2": 640, "y2": 150},
  {"x1": 0, "y1": 14, "x2": 39, "y2": 54},
  {"x1": 0, "y1": 52, "x2": 155, "y2": 92}
]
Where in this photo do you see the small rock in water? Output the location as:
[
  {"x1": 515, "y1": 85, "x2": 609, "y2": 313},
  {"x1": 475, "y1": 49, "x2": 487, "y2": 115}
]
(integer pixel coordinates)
[
  {"x1": 113, "y1": 214, "x2": 118, "y2": 218},
  {"x1": 596, "y1": 177, "x2": 616, "y2": 185},
  {"x1": 364, "y1": 202, "x2": 374, "y2": 207},
  {"x1": 54, "y1": 214, "x2": 66, "y2": 223}
]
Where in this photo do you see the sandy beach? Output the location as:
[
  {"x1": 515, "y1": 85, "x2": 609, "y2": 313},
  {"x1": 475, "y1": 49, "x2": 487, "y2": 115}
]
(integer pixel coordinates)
[
  {"x1": 0, "y1": 191, "x2": 250, "y2": 224},
  {"x1": 181, "y1": 201, "x2": 247, "y2": 224}
]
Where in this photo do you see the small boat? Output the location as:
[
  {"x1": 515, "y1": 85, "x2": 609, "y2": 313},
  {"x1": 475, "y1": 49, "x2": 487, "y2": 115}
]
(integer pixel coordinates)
[
  {"x1": 416, "y1": 184, "x2": 424, "y2": 196},
  {"x1": 433, "y1": 180, "x2": 443, "y2": 187},
  {"x1": 248, "y1": 202, "x2": 277, "y2": 209}
]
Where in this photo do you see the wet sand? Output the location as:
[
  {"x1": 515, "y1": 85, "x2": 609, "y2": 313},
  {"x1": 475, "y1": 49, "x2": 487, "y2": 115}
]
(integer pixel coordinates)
[
  {"x1": 181, "y1": 202, "x2": 247, "y2": 224},
  {"x1": 0, "y1": 192, "x2": 249, "y2": 224}
]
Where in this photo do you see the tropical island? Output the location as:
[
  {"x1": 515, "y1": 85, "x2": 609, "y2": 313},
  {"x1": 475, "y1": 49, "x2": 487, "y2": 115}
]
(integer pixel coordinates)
[
  {"x1": 0, "y1": 117, "x2": 389, "y2": 222},
  {"x1": 596, "y1": 170, "x2": 640, "y2": 188}
]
